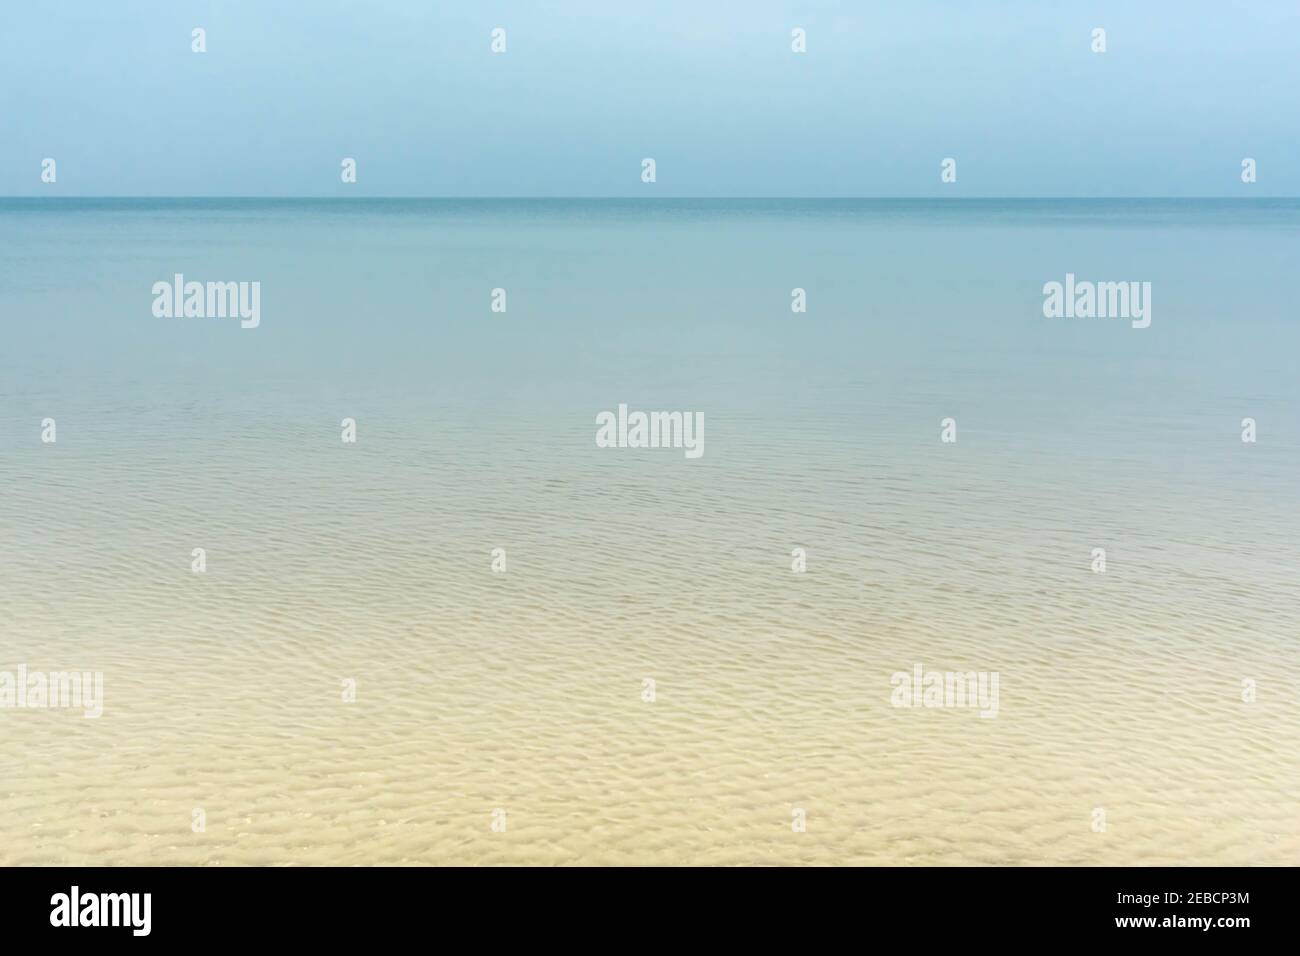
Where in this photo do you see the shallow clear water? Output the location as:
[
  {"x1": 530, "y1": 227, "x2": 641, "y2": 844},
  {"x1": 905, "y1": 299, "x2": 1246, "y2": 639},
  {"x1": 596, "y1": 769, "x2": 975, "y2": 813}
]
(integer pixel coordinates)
[{"x1": 1, "y1": 199, "x2": 1297, "y2": 864}]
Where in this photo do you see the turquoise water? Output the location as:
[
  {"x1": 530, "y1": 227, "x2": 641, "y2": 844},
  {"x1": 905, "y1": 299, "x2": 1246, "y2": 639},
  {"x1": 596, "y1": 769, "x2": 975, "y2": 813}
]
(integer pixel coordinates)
[
  {"x1": 2, "y1": 199, "x2": 1298, "y2": 864},
  {"x1": 4, "y1": 197, "x2": 1298, "y2": 399},
  {"x1": 4, "y1": 199, "x2": 1298, "y2": 497}
]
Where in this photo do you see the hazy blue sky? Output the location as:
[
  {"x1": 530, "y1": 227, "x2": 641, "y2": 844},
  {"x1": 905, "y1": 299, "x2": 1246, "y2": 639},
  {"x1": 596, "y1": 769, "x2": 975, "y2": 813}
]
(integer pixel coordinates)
[{"x1": 2, "y1": 1, "x2": 1297, "y2": 196}]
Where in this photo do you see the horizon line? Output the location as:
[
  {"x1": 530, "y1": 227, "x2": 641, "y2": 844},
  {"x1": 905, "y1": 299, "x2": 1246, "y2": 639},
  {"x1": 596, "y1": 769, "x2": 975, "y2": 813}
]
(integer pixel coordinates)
[{"x1": 1, "y1": 195, "x2": 1294, "y2": 201}]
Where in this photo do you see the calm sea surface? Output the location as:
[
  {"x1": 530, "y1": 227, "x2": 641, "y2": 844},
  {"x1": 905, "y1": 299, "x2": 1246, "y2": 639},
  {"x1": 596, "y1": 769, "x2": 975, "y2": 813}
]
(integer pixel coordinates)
[{"x1": 1, "y1": 199, "x2": 1297, "y2": 864}]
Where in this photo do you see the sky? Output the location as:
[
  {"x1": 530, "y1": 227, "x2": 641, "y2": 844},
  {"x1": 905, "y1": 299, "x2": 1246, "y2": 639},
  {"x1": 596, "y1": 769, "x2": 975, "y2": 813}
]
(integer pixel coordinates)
[{"x1": 1, "y1": 0, "x2": 1297, "y2": 197}]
